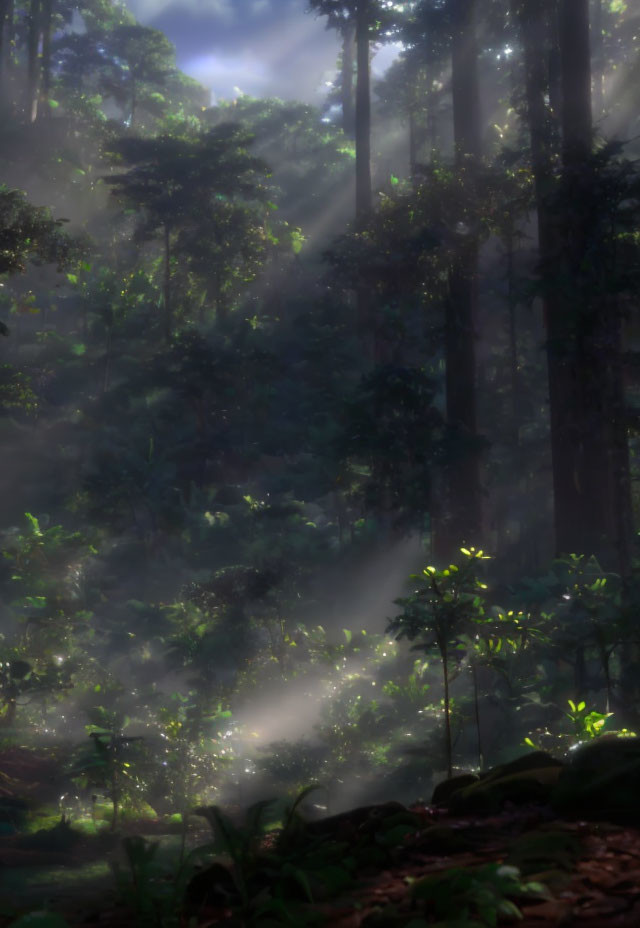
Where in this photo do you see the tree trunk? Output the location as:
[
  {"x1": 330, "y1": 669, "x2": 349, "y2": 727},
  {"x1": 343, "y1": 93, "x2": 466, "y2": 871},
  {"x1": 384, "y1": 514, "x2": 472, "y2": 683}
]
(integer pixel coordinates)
[
  {"x1": 451, "y1": 0, "x2": 481, "y2": 161},
  {"x1": 341, "y1": 20, "x2": 356, "y2": 138},
  {"x1": 506, "y1": 228, "x2": 520, "y2": 445},
  {"x1": 38, "y1": 0, "x2": 52, "y2": 117},
  {"x1": 163, "y1": 224, "x2": 172, "y2": 343},
  {"x1": 440, "y1": 0, "x2": 482, "y2": 556},
  {"x1": 355, "y1": 0, "x2": 372, "y2": 222},
  {"x1": 559, "y1": 0, "x2": 592, "y2": 166},
  {"x1": 519, "y1": 0, "x2": 631, "y2": 570},
  {"x1": 425, "y1": 55, "x2": 439, "y2": 156},
  {"x1": 0, "y1": 0, "x2": 8, "y2": 92},
  {"x1": 557, "y1": 0, "x2": 617, "y2": 563},
  {"x1": 353, "y1": 1, "x2": 375, "y2": 363},
  {"x1": 26, "y1": 0, "x2": 41, "y2": 122},
  {"x1": 592, "y1": 0, "x2": 605, "y2": 118},
  {"x1": 408, "y1": 100, "x2": 417, "y2": 180},
  {"x1": 3, "y1": 0, "x2": 15, "y2": 104},
  {"x1": 130, "y1": 78, "x2": 137, "y2": 127}
]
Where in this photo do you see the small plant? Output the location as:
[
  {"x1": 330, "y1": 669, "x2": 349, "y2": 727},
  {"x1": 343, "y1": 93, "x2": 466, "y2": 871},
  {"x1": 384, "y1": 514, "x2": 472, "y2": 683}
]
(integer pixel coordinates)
[
  {"x1": 408, "y1": 861, "x2": 549, "y2": 926},
  {"x1": 565, "y1": 699, "x2": 613, "y2": 740},
  {"x1": 71, "y1": 710, "x2": 145, "y2": 830},
  {"x1": 113, "y1": 836, "x2": 161, "y2": 923}
]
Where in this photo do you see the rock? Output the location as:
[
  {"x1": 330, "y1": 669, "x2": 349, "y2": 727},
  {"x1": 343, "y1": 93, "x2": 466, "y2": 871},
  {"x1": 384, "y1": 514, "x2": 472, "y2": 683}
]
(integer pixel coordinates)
[
  {"x1": 431, "y1": 774, "x2": 479, "y2": 806},
  {"x1": 430, "y1": 753, "x2": 564, "y2": 815},
  {"x1": 552, "y1": 734, "x2": 640, "y2": 824},
  {"x1": 448, "y1": 765, "x2": 564, "y2": 815},
  {"x1": 480, "y1": 751, "x2": 563, "y2": 784},
  {"x1": 304, "y1": 801, "x2": 408, "y2": 838}
]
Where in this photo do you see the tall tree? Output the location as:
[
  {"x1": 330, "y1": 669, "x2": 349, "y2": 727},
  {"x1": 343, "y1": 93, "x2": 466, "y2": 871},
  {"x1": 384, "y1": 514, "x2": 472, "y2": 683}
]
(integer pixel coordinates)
[
  {"x1": 340, "y1": 19, "x2": 356, "y2": 137},
  {"x1": 104, "y1": 127, "x2": 270, "y2": 341},
  {"x1": 0, "y1": 0, "x2": 11, "y2": 93},
  {"x1": 437, "y1": 0, "x2": 483, "y2": 557},
  {"x1": 25, "y1": 0, "x2": 40, "y2": 121},
  {"x1": 517, "y1": 0, "x2": 632, "y2": 572},
  {"x1": 308, "y1": 0, "x2": 384, "y2": 222}
]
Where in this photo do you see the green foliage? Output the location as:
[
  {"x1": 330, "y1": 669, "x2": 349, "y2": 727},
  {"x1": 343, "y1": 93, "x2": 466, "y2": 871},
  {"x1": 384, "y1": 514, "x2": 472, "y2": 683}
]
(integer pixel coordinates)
[
  {"x1": 0, "y1": 186, "x2": 76, "y2": 276},
  {"x1": 408, "y1": 862, "x2": 549, "y2": 926},
  {"x1": 387, "y1": 548, "x2": 490, "y2": 775},
  {"x1": 564, "y1": 699, "x2": 613, "y2": 740}
]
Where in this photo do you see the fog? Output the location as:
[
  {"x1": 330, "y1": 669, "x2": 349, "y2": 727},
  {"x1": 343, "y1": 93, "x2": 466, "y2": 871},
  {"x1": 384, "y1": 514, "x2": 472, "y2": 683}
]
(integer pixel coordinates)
[{"x1": 0, "y1": 0, "x2": 638, "y2": 864}]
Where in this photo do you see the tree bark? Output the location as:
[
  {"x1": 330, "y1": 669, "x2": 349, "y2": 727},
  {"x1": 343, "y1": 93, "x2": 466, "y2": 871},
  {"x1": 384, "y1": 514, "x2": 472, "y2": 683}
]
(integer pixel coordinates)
[
  {"x1": 355, "y1": 0, "x2": 372, "y2": 222},
  {"x1": 592, "y1": 0, "x2": 605, "y2": 118},
  {"x1": 0, "y1": 0, "x2": 8, "y2": 92},
  {"x1": 37, "y1": 0, "x2": 52, "y2": 118},
  {"x1": 163, "y1": 224, "x2": 172, "y2": 343},
  {"x1": 519, "y1": 0, "x2": 631, "y2": 571},
  {"x1": 130, "y1": 77, "x2": 137, "y2": 127},
  {"x1": 341, "y1": 19, "x2": 356, "y2": 138},
  {"x1": 439, "y1": 0, "x2": 482, "y2": 556},
  {"x1": 559, "y1": 0, "x2": 592, "y2": 166},
  {"x1": 26, "y1": 0, "x2": 41, "y2": 122}
]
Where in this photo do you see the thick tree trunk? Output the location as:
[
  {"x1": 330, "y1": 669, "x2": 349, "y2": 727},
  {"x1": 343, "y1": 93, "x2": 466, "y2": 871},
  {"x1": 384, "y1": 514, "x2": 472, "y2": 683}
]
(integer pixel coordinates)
[
  {"x1": 3, "y1": 0, "x2": 14, "y2": 103},
  {"x1": 451, "y1": 0, "x2": 481, "y2": 161},
  {"x1": 354, "y1": 0, "x2": 375, "y2": 363},
  {"x1": 355, "y1": 0, "x2": 371, "y2": 221},
  {"x1": 592, "y1": 0, "x2": 605, "y2": 117},
  {"x1": 519, "y1": 0, "x2": 631, "y2": 570},
  {"x1": 341, "y1": 20, "x2": 356, "y2": 138},
  {"x1": 557, "y1": 0, "x2": 617, "y2": 563},
  {"x1": 559, "y1": 0, "x2": 592, "y2": 165},
  {"x1": 425, "y1": 57, "x2": 438, "y2": 157},
  {"x1": 439, "y1": 0, "x2": 482, "y2": 556}
]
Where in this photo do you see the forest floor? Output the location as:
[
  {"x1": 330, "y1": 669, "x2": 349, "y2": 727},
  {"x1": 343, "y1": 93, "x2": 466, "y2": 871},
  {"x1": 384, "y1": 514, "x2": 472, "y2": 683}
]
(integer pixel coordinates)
[
  {"x1": 309, "y1": 804, "x2": 640, "y2": 928},
  {"x1": 0, "y1": 803, "x2": 638, "y2": 926},
  {"x1": 1, "y1": 744, "x2": 640, "y2": 926}
]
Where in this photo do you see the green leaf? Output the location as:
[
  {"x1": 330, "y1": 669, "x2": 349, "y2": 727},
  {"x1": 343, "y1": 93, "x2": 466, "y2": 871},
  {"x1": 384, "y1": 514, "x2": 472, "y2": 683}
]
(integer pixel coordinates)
[{"x1": 24, "y1": 513, "x2": 42, "y2": 536}]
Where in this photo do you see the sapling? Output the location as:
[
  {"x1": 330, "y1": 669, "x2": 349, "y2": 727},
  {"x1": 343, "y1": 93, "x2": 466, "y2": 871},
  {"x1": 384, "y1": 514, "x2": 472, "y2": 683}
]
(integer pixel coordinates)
[{"x1": 387, "y1": 548, "x2": 489, "y2": 778}]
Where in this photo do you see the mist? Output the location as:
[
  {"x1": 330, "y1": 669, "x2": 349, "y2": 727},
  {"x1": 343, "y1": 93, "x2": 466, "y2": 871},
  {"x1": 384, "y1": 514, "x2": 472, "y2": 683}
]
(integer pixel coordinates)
[{"x1": 0, "y1": 0, "x2": 639, "y2": 921}]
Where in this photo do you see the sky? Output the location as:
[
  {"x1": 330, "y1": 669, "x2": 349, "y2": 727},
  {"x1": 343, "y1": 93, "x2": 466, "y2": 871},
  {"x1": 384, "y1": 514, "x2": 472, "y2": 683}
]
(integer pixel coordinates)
[{"x1": 123, "y1": 0, "x2": 401, "y2": 104}]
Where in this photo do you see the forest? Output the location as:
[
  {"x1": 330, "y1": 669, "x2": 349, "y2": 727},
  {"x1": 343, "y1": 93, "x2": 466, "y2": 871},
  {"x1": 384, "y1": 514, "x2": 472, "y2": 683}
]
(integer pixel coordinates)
[{"x1": 0, "y1": 0, "x2": 640, "y2": 925}]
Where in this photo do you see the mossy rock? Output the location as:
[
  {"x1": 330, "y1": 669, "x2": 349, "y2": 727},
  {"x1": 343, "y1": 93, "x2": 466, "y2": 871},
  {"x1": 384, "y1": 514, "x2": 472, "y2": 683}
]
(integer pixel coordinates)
[
  {"x1": 448, "y1": 765, "x2": 564, "y2": 815},
  {"x1": 563, "y1": 734, "x2": 640, "y2": 773},
  {"x1": 552, "y1": 735, "x2": 640, "y2": 824},
  {"x1": 118, "y1": 801, "x2": 157, "y2": 823},
  {"x1": 432, "y1": 774, "x2": 479, "y2": 806},
  {"x1": 479, "y1": 751, "x2": 563, "y2": 784},
  {"x1": 433, "y1": 752, "x2": 563, "y2": 815}
]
